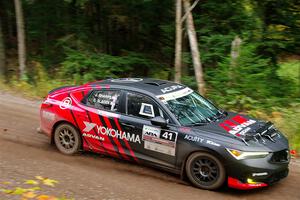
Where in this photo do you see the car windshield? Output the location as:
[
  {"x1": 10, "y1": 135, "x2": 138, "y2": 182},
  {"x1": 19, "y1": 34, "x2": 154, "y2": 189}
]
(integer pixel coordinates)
[{"x1": 159, "y1": 88, "x2": 222, "y2": 126}]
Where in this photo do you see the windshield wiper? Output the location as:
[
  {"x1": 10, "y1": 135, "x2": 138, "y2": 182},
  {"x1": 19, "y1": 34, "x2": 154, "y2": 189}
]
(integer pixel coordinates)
[{"x1": 186, "y1": 122, "x2": 209, "y2": 127}]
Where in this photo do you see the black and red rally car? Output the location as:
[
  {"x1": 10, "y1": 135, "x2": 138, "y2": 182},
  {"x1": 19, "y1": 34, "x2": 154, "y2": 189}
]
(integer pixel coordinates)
[{"x1": 39, "y1": 78, "x2": 290, "y2": 190}]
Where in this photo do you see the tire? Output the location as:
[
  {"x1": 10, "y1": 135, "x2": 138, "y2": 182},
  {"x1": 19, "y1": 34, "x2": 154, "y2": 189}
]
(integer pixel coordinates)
[
  {"x1": 185, "y1": 152, "x2": 225, "y2": 190},
  {"x1": 54, "y1": 123, "x2": 82, "y2": 155}
]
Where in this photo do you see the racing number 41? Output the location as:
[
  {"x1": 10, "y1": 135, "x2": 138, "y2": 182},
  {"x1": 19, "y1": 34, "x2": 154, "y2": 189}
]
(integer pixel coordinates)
[
  {"x1": 162, "y1": 132, "x2": 173, "y2": 140},
  {"x1": 161, "y1": 131, "x2": 177, "y2": 142}
]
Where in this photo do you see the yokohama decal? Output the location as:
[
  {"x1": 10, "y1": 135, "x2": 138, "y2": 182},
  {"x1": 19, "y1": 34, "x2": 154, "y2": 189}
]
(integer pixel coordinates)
[
  {"x1": 102, "y1": 115, "x2": 130, "y2": 160},
  {"x1": 219, "y1": 115, "x2": 256, "y2": 136},
  {"x1": 85, "y1": 111, "x2": 108, "y2": 155},
  {"x1": 82, "y1": 116, "x2": 140, "y2": 162},
  {"x1": 114, "y1": 118, "x2": 139, "y2": 162},
  {"x1": 82, "y1": 121, "x2": 141, "y2": 144}
]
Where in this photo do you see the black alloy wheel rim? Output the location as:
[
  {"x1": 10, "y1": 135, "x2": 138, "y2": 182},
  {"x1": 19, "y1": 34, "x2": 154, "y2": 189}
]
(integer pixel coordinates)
[
  {"x1": 191, "y1": 157, "x2": 219, "y2": 186},
  {"x1": 58, "y1": 128, "x2": 76, "y2": 150}
]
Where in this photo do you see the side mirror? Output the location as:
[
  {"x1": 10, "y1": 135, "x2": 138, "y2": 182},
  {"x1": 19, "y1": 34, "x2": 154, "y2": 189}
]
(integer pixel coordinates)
[{"x1": 151, "y1": 116, "x2": 167, "y2": 128}]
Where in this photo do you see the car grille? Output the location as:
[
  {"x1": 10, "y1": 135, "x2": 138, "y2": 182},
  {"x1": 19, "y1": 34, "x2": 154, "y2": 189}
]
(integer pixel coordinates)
[{"x1": 270, "y1": 149, "x2": 289, "y2": 163}]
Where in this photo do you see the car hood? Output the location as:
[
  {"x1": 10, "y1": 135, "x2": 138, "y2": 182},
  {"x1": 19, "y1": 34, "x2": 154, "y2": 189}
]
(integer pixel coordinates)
[{"x1": 191, "y1": 112, "x2": 289, "y2": 151}]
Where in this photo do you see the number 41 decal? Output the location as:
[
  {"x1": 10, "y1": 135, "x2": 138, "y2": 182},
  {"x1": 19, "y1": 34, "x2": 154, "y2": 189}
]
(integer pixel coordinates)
[
  {"x1": 160, "y1": 130, "x2": 177, "y2": 142},
  {"x1": 162, "y1": 132, "x2": 173, "y2": 140}
]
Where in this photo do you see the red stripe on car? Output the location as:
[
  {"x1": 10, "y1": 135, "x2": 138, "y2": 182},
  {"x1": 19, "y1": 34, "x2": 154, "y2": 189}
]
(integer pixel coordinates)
[
  {"x1": 231, "y1": 115, "x2": 247, "y2": 124},
  {"x1": 102, "y1": 115, "x2": 130, "y2": 161},
  {"x1": 90, "y1": 112, "x2": 119, "y2": 158},
  {"x1": 224, "y1": 120, "x2": 238, "y2": 127},
  {"x1": 219, "y1": 123, "x2": 231, "y2": 131},
  {"x1": 114, "y1": 118, "x2": 139, "y2": 162}
]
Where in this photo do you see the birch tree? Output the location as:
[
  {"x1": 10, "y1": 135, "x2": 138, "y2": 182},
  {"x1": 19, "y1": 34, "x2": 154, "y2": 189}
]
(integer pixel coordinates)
[
  {"x1": 229, "y1": 36, "x2": 242, "y2": 85},
  {"x1": 183, "y1": 0, "x2": 205, "y2": 95},
  {"x1": 14, "y1": 0, "x2": 26, "y2": 78},
  {"x1": 174, "y1": 0, "x2": 182, "y2": 83}
]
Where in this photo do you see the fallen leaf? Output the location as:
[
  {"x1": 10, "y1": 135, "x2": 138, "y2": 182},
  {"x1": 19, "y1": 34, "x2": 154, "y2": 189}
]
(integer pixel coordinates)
[
  {"x1": 25, "y1": 180, "x2": 39, "y2": 185},
  {"x1": 22, "y1": 191, "x2": 37, "y2": 198},
  {"x1": 12, "y1": 187, "x2": 28, "y2": 195},
  {"x1": 37, "y1": 195, "x2": 58, "y2": 200},
  {"x1": 2, "y1": 189, "x2": 13, "y2": 194},
  {"x1": 35, "y1": 176, "x2": 45, "y2": 180},
  {"x1": 36, "y1": 195, "x2": 50, "y2": 200},
  {"x1": 42, "y1": 179, "x2": 58, "y2": 187}
]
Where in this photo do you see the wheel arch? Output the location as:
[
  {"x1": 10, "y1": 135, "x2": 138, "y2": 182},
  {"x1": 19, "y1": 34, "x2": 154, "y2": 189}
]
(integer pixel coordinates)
[
  {"x1": 180, "y1": 147, "x2": 227, "y2": 181},
  {"x1": 51, "y1": 120, "x2": 80, "y2": 145}
]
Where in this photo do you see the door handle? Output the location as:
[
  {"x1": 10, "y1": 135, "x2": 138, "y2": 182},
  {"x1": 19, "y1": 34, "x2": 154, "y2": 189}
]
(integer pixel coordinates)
[{"x1": 120, "y1": 122, "x2": 135, "y2": 129}]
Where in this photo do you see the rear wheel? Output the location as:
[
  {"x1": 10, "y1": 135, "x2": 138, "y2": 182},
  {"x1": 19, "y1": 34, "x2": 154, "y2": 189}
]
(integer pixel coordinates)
[
  {"x1": 54, "y1": 123, "x2": 81, "y2": 155},
  {"x1": 185, "y1": 152, "x2": 225, "y2": 190}
]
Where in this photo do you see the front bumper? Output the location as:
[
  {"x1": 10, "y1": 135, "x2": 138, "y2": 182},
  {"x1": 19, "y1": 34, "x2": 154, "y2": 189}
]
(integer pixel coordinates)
[{"x1": 225, "y1": 151, "x2": 289, "y2": 189}]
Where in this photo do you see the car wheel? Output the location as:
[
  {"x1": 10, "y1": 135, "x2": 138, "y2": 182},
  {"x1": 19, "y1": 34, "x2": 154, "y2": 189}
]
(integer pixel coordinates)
[
  {"x1": 185, "y1": 152, "x2": 225, "y2": 190},
  {"x1": 54, "y1": 123, "x2": 82, "y2": 155}
]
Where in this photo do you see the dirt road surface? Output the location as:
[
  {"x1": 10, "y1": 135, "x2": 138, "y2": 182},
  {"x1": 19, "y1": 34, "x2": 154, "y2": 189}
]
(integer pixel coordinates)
[{"x1": 0, "y1": 91, "x2": 299, "y2": 200}]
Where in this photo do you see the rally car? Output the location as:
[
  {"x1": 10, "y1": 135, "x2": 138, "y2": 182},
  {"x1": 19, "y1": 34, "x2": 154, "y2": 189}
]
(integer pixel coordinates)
[{"x1": 39, "y1": 78, "x2": 290, "y2": 190}]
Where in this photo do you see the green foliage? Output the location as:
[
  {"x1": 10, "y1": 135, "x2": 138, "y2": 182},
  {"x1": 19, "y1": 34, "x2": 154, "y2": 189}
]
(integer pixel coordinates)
[
  {"x1": 61, "y1": 49, "x2": 164, "y2": 84},
  {"x1": 205, "y1": 43, "x2": 295, "y2": 111},
  {"x1": 277, "y1": 60, "x2": 300, "y2": 97}
]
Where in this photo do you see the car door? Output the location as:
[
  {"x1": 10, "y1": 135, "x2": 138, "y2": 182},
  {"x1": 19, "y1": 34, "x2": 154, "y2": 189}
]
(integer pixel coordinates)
[
  {"x1": 118, "y1": 91, "x2": 179, "y2": 167},
  {"x1": 79, "y1": 89, "x2": 134, "y2": 159}
]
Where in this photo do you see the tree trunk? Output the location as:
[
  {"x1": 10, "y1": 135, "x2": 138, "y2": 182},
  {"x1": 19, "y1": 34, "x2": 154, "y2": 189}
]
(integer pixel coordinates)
[
  {"x1": 0, "y1": 18, "x2": 5, "y2": 77},
  {"x1": 230, "y1": 36, "x2": 242, "y2": 67},
  {"x1": 14, "y1": 0, "x2": 26, "y2": 78},
  {"x1": 183, "y1": 0, "x2": 205, "y2": 95},
  {"x1": 229, "y1": 36, "x2": 242, "y2": 85},
  {"x1": 174, "y1": 0, "x2": 182, "y2": 83}
]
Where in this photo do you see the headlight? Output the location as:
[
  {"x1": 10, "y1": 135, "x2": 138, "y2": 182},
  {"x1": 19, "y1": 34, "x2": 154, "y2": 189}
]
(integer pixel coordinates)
[{"x1": 226, "y1": 148, "x2": 269, "y2": 160}]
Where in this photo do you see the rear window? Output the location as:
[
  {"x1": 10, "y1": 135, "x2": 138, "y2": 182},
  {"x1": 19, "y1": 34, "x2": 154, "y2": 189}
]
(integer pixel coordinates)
[{"x1": 86, "y1": 90, "x2": 121, "y2": 112}]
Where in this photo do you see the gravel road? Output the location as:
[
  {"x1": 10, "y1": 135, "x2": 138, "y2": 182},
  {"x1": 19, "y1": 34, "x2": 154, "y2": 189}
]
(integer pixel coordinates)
[{"x1": 0, "y1": 91, "x2": 299, "y2": 200}]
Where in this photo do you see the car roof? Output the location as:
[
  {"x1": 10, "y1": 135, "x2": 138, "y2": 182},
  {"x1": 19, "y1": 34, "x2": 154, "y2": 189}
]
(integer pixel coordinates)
[{"x1": 88, "y1": 78, "x2": 186, "y2": 96}]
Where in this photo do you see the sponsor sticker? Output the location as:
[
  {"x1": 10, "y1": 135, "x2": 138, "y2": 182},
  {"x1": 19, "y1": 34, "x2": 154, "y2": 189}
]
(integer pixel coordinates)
[
  {"x1": 184, "y1": 135, "x2": 221, "y2": 147},
  {"x1": 184, "y1": 135, "x2": 204, "y2": 143},
  {"x1": 219, "y1": 115, "x2": 256, "y2": 136},
  {"x1": 161, "y1": 85, "x2": 183, "y2": 94},
  {"x1": 83, "y1": 121, "x2": 141, "y2": 144},
  {"x1": 206, "y1": 140, "x2": 220, "y2": 147},
  {"x1": 142, "y1": 125, "x2": 160, "y2": 140},
  {"x1": 142, "y1": 125, "x2": 178, "y2": 156},
  {"x1": 59, "y1": 97, "x2": 72, "y2": 110},
  {"x1": 83, "y1": 133, "x2": 105, "y2": 141},
  {"x1": 156, "y1": 87, "x2": 193, "y2": 102},
  {"x1": 139, "y1": 103, "x2": 155, "y2": 118}
]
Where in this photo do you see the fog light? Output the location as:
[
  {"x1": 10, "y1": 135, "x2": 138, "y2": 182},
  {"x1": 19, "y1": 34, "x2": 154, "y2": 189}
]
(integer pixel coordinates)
[{"x1": 247, "y1": 178, "x2": 256, "y2": 184}]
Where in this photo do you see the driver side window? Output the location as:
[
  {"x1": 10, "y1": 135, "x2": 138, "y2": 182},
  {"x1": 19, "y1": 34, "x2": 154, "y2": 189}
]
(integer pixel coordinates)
[{"x1": 126, "y1": 92, "x2": 165, "y2": 119}]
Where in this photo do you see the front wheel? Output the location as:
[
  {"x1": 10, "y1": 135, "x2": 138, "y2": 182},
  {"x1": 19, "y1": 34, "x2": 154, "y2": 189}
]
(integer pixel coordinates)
[
  {"x1": 54, "y1": 123, "x2": 82, "y2": 155},
  {"x1": 185, "y1": 152, "x2": 225, "y2": 190}
]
